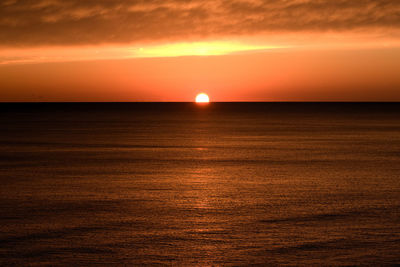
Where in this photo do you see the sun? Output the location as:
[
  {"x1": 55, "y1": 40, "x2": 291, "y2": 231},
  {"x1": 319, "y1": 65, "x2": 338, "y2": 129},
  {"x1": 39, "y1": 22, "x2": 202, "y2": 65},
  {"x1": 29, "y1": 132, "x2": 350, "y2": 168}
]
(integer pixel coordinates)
[{"x1": 195, "y1": 93, "x2": 210, "y2": 103}]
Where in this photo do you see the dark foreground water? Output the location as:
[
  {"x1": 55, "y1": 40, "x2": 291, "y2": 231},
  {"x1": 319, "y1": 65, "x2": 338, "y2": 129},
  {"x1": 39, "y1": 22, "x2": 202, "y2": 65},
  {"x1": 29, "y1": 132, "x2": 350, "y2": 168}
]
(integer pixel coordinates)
[{"x1": 0, "y1": 103, "x2": 399, "y2": 265}]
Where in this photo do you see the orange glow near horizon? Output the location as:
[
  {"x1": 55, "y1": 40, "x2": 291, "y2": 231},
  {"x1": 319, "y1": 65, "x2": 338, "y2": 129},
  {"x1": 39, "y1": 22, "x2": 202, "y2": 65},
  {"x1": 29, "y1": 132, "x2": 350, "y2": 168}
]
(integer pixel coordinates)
[
  {"x1": 0, "y1": 37, "x2": 400, "y2": 102},
  {"x1": 1, "y1": 47, "x2": 400, "y2": 102}
]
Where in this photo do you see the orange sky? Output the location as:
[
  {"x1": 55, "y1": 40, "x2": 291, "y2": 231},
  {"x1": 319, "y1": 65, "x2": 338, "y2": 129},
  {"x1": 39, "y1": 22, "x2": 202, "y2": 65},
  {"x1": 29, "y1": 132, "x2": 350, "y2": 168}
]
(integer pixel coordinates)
[{"x1": 1, "y1": 0, "x2": 400, "y2": 101}]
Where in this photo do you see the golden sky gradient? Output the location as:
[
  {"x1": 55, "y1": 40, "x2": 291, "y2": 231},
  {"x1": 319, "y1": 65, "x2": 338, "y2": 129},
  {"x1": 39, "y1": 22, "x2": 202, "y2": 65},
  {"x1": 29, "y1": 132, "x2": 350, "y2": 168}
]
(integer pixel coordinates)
[{"x1": 1, "y1": 0, "x2": 400, "y2": 101}]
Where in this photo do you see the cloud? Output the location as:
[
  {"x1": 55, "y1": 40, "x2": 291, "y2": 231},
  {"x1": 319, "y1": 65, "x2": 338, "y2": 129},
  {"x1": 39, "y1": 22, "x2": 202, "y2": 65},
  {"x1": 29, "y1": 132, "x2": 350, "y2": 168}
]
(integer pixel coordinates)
[{"x1": 0, "y1": 0, "x2": 399, "y2": 46}]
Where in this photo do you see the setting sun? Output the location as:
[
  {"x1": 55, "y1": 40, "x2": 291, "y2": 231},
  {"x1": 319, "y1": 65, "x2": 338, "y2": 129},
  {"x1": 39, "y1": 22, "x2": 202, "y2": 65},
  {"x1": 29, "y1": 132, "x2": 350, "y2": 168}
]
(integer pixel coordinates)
[{"x1": 195, "y1": 93, "x2": 210, "y2": 103}]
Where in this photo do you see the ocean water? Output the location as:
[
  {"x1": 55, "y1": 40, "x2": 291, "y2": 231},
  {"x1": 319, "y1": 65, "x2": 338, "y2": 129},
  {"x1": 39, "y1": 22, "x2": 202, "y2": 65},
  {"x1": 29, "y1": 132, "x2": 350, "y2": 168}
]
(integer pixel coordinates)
[{"x1": 0, "y1": 103, "x2": 399, "y2": 265}]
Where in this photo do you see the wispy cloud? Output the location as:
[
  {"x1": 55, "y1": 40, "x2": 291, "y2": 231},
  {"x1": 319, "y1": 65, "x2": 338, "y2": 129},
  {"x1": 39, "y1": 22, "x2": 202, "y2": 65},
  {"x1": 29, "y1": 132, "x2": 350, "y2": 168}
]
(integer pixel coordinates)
[
  {"x1": 0, "y1": 42, "x2": 286, "y2": 65},
  {"x1": 0, "y1": 0, "x2": 399, "y2": 47}
]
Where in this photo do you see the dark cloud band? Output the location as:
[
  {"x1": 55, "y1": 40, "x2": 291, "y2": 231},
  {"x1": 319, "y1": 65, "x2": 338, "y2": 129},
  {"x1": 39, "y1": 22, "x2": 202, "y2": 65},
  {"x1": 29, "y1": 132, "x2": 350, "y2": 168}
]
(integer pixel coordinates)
[{"x1": 0, "y1": 0, "x2": 399, "y2": 46}]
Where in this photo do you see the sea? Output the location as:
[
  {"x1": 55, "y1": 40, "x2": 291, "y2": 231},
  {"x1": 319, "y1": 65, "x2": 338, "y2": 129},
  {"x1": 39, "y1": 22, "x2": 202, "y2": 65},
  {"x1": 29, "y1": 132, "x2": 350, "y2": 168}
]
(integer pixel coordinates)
[{"x1": 0, "y1": 103, "x2": 399, "y2": 265}]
